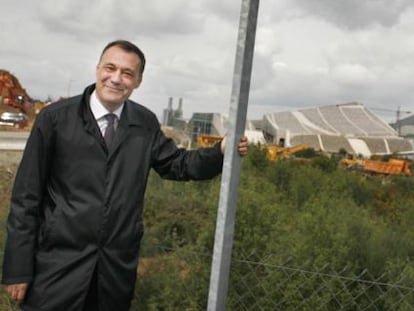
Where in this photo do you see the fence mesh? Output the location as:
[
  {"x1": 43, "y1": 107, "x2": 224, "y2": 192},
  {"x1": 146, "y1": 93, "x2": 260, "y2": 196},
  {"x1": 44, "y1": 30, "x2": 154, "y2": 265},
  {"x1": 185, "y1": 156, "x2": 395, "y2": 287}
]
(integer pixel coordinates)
[{"x1": 135, "y1": 245, "x2": 414, "y2": 311}]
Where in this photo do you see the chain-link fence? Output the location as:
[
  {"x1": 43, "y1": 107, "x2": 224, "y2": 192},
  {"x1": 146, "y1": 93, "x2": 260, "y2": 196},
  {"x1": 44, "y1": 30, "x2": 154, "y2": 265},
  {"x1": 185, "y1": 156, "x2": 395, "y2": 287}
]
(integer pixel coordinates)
[{"x1": 135, "y1": 245, "x2": 414, "y2": 310}]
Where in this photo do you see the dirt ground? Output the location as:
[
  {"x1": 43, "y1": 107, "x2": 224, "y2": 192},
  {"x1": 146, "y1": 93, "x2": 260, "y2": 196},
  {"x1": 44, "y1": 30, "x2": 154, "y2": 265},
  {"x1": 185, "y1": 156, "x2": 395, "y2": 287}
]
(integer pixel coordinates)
[{"x1": 0, "y1": 150, "x2": 23, "y2": 167}]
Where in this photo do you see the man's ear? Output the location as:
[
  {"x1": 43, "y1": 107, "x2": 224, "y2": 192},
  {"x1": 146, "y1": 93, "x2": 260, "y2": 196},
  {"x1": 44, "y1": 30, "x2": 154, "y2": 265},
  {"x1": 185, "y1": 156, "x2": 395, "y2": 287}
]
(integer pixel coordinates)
[{"x1": 134, "y1": 76, "x2": 142, "y2": 89}]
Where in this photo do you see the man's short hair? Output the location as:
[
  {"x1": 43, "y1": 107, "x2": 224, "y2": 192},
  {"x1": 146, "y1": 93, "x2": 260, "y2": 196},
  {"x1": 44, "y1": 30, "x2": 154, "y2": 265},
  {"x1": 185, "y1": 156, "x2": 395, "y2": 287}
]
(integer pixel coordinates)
[{"x1": 100, "y1": 40, "x2": 146, "y2": 76}]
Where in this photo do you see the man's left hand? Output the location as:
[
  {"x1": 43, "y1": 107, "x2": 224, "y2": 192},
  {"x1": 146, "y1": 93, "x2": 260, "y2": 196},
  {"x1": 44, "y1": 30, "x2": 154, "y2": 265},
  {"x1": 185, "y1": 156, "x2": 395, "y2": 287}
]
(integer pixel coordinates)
[{"x1": 220, "y1": 136, "x2": 248, "y2": 156}]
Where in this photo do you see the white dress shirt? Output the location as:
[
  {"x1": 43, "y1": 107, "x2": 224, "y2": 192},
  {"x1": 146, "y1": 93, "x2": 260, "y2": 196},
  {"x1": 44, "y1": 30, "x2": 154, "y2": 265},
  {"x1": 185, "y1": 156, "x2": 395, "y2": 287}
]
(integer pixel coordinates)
[{"x1": 89, "y1": 90, "x2": 123, "y2": 136}]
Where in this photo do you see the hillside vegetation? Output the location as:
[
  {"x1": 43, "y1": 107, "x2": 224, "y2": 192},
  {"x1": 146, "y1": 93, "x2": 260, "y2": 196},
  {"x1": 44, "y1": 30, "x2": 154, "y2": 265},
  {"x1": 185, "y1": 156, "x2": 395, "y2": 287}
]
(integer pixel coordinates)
[{"x1": 1, "y1": 148, "x2": 414, "y2": 309}]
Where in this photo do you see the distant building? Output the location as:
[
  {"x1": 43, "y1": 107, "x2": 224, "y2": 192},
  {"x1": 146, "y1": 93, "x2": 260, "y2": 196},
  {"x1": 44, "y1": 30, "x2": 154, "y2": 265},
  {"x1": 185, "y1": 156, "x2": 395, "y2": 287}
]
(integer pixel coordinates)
[
  {"x1": 262, "y1": 102, "x2": 414, "y2": 157},
  {"x1": 188, "y1": 112, "x2": 265, "y2": 144},
  {"x1": 162, "y1": 97, "x2": 186, "y2": 130},
  {"x1": 391, "y1": 114, "x2": 414, "y2": 138},
  {"x1": 188, "y1": 112, "x2": 227, "y2": 142}
]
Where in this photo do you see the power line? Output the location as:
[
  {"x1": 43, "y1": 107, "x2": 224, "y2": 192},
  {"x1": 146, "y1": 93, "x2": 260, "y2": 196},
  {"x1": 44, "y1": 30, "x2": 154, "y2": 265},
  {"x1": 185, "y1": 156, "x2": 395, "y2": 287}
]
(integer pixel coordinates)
[{"x1": 369, "y1": 106, "x2": 411, "y2": 135}]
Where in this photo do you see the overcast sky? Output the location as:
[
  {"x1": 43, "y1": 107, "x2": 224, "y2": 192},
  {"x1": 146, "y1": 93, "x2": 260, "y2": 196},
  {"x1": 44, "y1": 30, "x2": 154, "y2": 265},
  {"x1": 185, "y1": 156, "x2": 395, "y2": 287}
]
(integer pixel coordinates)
[{"x1": 2, "y1": 0, "x2": 414, "y2": 122}]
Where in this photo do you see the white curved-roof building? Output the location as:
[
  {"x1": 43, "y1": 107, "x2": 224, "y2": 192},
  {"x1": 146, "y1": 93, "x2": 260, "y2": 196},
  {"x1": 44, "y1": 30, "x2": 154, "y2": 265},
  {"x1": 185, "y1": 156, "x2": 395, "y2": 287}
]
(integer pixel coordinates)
[{"x1": 262, "y1": 103, "x2": 414, "y2": 157}]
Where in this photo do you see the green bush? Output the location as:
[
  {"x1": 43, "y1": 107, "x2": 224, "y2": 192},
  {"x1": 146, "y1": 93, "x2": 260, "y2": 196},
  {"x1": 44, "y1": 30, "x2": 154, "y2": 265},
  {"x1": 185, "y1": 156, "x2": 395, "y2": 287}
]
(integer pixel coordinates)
[{"x1": 2, "y1": 151, "x2": 414, "y2": 310}]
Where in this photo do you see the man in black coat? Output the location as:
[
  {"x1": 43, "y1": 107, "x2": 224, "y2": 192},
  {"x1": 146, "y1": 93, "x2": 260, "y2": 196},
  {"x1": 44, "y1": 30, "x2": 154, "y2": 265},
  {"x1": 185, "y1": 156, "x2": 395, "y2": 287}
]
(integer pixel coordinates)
[{"x1": 2, "y1": 40, "x2": 248, "y2": 311}]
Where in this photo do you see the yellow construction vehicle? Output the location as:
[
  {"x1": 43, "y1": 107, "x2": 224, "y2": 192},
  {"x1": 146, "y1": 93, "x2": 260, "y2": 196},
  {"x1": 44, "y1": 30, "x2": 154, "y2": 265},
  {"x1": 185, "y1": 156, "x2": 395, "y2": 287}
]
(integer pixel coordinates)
[
  {"x1": 196, "y1": 134, "x2": 223, "y2": 147},
  {"x1": 266, "y1": 144, "x2": 313, "y2": 160},
  {"x1": 33, "y1": 101, "x2": 49, "y2": 115},
  {"x1": 340, "y1": 157, "x2": 411, "y2": 176},
  {"x1": 197, "y1": 134, "x2": 315, "y2": 160}
]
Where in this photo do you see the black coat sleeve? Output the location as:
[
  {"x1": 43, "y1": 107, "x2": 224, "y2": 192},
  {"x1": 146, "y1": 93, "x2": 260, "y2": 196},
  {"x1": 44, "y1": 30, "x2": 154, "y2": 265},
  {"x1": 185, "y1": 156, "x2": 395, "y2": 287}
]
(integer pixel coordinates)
[
  {"x1": 151, "y1": 128, "x2": 224, "y2": 181},
  {"x1": 2, "y1": 110, "x2": 54, "y2": 284}
]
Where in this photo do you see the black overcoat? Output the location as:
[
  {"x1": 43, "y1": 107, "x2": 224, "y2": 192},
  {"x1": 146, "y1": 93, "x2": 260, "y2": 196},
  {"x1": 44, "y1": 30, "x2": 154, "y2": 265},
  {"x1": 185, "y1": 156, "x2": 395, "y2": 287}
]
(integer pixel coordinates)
[{"x1": 2, "y1": 84, "x2": 223, "y2": 311}]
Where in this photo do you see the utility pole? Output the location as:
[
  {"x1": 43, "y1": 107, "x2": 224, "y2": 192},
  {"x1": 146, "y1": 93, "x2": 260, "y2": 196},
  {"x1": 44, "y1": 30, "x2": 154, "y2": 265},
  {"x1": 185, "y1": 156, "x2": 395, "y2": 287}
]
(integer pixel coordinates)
[
  {"x1": 395, "y1": 106, "x2": 411, "y2": 136},
  {"x1": 397, "y1": 106, "x2": 401, "y2": 136},
  {"x1": 369, "y1": 106, "x2": 411, "y2": 136},
  {"x1": 207, "y1": 0, "x2": 259, "y2": 310}
]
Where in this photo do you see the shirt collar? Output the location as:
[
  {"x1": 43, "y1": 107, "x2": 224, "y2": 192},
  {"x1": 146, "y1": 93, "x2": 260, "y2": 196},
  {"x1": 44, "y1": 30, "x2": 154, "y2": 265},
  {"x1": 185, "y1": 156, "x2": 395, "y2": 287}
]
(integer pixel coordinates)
[{"x1": 90, "y1": 90, "x2": 124, "y2": 120}]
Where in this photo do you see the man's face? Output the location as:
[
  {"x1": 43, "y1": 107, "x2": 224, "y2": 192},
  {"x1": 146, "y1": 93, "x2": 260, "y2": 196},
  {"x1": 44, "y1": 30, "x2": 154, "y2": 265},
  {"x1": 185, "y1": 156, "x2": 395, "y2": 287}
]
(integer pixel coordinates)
[{"x1": 95, "y1": 46, "x2": 142, "y2": 111}]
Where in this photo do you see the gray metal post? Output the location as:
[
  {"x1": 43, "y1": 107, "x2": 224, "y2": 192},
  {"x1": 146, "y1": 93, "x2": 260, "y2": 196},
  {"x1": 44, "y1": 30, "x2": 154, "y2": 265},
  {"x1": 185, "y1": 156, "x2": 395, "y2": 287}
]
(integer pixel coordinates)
[{"x1": 207, "y1": 0, "x2": 259, "y2": 310}]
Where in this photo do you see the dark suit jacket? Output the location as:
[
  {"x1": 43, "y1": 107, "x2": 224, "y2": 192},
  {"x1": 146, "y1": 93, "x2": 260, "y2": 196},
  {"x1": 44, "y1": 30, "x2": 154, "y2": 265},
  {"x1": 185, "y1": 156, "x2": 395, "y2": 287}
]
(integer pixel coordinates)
[{"x1": 2, "y1": 84, "x2": 223, "y2": 311}]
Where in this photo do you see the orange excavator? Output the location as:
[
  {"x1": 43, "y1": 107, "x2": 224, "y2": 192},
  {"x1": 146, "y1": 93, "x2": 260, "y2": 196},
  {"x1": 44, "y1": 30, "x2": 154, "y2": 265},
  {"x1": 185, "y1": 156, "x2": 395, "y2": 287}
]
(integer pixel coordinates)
[
  {"x1": 0, "y1": 70, "x2": 31, "y2": 113},
  {"x1": 340, "y1": 157, "x2": 411, "y2": 176}
]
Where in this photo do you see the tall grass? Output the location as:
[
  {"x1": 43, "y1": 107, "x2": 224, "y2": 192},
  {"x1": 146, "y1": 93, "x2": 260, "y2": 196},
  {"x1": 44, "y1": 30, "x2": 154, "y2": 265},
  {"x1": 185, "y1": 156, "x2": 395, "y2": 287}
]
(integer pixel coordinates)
[{"x1": 0, "y1": 161, "x2": 20, "y2": 311}]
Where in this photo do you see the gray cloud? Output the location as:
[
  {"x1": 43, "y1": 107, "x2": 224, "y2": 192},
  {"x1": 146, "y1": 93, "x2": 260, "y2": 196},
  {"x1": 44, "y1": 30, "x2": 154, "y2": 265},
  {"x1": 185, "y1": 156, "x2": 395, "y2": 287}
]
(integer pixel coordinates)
[
  {"x1": 1, "y1": 0, "x2": 414, "y2": 123},
  {"x1": 290, "y1": 0, "x2": 414, "y2": 30},
  {"x1": 35, "y1": 0, "x2": 204, "y2": 41}
]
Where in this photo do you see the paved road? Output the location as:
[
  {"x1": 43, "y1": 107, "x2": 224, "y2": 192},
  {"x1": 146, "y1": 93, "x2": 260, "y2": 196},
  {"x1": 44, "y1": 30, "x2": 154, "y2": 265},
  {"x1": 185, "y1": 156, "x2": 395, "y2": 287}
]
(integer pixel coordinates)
[{"x1": 0, "y1": 131, "x2": 29, "y2": 150}]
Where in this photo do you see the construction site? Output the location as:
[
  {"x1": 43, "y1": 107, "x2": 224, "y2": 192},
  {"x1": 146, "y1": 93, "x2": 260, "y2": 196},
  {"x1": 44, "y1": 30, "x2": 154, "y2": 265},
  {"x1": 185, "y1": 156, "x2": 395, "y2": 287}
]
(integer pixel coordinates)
[
  {"x1": 165, "y1": 97, "x2": 414, "y2": 176},
  {"x1": 1, "y1": 70, "x2": 414, "y2": 176},
  {"x1": 0, "y1": 70, "x2": 49, "y2": 130}
]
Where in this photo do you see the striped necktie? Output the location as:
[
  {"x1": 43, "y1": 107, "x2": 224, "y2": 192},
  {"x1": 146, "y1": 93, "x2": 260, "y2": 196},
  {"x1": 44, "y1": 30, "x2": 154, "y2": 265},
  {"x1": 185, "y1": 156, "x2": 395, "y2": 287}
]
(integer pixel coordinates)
[{"x1": 104, "y1": 113, "x2": 117, "y2": 147}]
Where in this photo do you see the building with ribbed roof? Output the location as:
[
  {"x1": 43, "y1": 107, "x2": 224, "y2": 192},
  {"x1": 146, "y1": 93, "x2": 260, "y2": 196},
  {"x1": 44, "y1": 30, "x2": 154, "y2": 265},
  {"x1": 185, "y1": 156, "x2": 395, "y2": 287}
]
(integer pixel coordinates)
[{"x1": 262, "y1": 102, "x2": 414, "y2": 157}]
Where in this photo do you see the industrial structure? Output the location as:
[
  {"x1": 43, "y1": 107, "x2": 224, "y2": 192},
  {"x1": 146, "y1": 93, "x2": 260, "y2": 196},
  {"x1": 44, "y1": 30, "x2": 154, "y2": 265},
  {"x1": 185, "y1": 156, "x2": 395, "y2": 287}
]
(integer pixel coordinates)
[
  {"x1": 262, "y1": 102, "x2": 414, "y2": 157},
  {"x1": 160, "y1": 99, "x2": 414, "y2": 157},
  {"x1": 162, "y1": 97, "x2": 186, "y2": 130},
  {"x1": 391, "y1": 114, "x2": 414, "y2": 139},
  {"x1": 188, "y1": 113, "x2": 227, "y2": 141},
  {"x1": 2, "y1": 69, "x2": 414, "y2": 159}
]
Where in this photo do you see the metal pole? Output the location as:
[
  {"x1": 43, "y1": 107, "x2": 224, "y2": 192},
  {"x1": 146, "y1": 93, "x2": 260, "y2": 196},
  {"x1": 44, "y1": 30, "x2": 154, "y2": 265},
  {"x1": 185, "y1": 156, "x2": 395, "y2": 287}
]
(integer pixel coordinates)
[{"x1": 207, "y1": 0, "x2": 259, "y2": 310}]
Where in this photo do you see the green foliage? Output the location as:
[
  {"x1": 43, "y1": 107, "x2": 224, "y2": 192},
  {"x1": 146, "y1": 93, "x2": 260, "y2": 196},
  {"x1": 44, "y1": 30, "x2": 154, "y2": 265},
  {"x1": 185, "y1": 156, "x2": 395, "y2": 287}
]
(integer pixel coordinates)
[
  {"x1": 1, "y1": 151, "x2": 414, "y2": 310},
  {"x1": 294, "y1": 147, "x2": 318, "y2": 159},
  {"x1": 136, "y1": 152, "x2": 414, "y2": 309},
  {"x1": 243, "y1": 144, "x2": 269, "y2": 171},
  {"x1": 309, "y1": 155, "x2": 338, "y2": 172},
  {"x1": 0, "y1": 164, "x2": 20, "y2": 311},
  {"x1": 132, "y1": 247, "x2": 211, "y2": 310}
]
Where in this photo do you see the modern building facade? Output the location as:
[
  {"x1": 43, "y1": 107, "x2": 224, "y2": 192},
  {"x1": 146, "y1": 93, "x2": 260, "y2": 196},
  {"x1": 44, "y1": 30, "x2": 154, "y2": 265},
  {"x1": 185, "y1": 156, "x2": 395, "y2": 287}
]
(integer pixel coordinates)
[{"x1": 262, "y1": 102, "x2": 414, "y2": 157}]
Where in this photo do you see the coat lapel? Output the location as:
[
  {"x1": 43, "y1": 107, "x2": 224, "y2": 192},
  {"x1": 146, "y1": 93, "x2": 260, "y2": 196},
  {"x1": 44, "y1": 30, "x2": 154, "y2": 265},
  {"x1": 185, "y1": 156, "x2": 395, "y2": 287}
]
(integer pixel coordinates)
[
  {"x1": 79, "y1": 85, "x2": 106, "y2": 147},
  {"x1": 108, "y1": 116, "x2": 127, "y2": 156},
  {"x1": 78, "y1": 89, "x2": 148, "y2": 158},
  {"x1": 107, "y1": 101, "x2": 146, "y2": 159}
]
